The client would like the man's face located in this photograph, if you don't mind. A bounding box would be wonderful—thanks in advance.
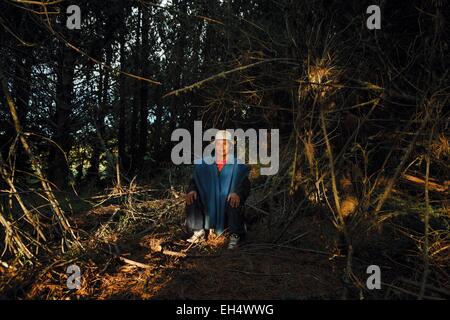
[215,139,230,158]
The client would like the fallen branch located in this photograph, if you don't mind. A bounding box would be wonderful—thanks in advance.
[401,174,448,194]
[118,256,153,270]
[149,242,187,258]
[146,238,187,258]
[99,246,153,270]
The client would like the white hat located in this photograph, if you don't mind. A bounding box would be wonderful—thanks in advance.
[215,130,232,141]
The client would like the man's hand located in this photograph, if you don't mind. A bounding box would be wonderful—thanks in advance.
[186,191,197,205]
[227,193,240,208]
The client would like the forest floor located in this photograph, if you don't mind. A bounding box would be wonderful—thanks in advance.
[0,194,347,299]
[1,184,449,300]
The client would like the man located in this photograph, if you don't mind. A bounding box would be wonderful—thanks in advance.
[185,130,250,249]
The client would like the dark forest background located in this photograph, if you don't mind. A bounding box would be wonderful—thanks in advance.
[0,0,449,299]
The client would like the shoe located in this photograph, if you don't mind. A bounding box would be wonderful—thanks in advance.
[227,234,241,250]
[187,229,205,243]
[208,229,216,239]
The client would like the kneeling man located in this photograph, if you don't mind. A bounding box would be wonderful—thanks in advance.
[185,130,250,249]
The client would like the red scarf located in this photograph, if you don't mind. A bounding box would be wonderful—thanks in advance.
[216,155,227,172]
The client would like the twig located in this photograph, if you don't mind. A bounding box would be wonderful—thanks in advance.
[224,269,291,276]
[419,124,434,299]
[382,282,444,300]
[374,108,431,214]
[280,232,310,246]
[241,243,330,256]
[162,59,279,98]
[245,203,270,216]
[399,278,450,297]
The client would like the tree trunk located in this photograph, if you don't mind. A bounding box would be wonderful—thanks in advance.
[118,24,128,172]
[130,6,142,174]
[137,6,150,170]
[48,46,76,189]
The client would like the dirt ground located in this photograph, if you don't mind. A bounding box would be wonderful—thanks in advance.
[1,195,447,300]
[0,201,352,300]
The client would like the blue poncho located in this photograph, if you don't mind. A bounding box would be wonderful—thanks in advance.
[193,155,249,234]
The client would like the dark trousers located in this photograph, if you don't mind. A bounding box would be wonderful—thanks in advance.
[185,198,246,236]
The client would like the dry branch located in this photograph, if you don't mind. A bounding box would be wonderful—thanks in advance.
[2,78,79,248]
